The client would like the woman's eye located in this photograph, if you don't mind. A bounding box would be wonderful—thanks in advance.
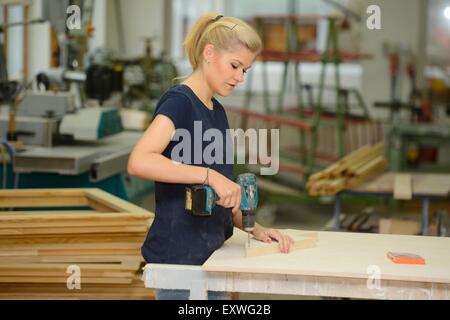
[231,64,238,69]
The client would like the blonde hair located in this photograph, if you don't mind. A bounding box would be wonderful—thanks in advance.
[183,13,263,71]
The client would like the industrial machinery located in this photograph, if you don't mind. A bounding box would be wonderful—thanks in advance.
[0,2,153,205]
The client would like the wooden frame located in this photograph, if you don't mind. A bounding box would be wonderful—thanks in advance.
[0,188,154,298]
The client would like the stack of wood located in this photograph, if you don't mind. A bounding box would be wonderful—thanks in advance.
[307,142,387,196]
[0,188,154,300]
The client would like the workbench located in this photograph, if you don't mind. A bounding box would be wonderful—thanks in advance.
[143,228,450,300]
[333,172,450,235]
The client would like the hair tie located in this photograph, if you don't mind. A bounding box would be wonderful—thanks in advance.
[213,15,223,22]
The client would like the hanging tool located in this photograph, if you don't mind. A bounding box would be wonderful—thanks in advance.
[185,173,259,247]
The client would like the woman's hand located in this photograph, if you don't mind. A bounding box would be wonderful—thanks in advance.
[252,226,295,254]
[208,169,242,214]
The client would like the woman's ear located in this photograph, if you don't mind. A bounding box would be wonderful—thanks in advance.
[202,44,215,64]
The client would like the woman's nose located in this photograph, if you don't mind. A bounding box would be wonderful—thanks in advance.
[235,70,244,82]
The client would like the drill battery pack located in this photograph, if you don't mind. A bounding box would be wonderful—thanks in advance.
[185,185,216,216]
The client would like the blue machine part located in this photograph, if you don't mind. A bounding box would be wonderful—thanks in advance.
[205,185,218,215]
[98,108,123,139]
[0,167,154,206]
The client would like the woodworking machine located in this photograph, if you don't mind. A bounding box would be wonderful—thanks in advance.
[0,90,152,203]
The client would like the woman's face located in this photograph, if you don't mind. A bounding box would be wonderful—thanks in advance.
[203,44,257,97]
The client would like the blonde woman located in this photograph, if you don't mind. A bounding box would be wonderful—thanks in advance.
[128,13,294,300]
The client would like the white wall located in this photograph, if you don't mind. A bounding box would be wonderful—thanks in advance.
[89,0,107,51]
[5,6,24,80]
[28,0,51,79]
[105,0,165,57]
[28,0,106,78]
[360,0,423,119]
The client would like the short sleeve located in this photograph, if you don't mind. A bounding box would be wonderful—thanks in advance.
[153,93,192,129]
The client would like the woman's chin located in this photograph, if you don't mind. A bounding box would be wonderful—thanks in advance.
[217,87,234,97]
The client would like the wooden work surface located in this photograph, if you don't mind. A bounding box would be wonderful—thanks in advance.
[347,172,450,197]
[203,228,450,284]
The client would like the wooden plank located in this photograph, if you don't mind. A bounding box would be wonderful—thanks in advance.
[0,189,87,198]
[0,225,148,236]
[0,196,89,208]
[0,255,143,264]
[349,172,450,197]
[331,143,383,177]
[0,211,98,217]
[85,189,152,215]
[0,262,141,271]
[0,242,141,250]
[0,189,89,208]
[0,248,141,257]
[0,269,133,278]
[0,276,133,284]
[203,228,450,284]
[246,231,318,257]
[0,211,151,221]
[0,218,150,229]
[394,174,412,200]
[0,234,146,245]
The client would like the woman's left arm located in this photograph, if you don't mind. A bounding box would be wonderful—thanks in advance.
[232,210,294,254]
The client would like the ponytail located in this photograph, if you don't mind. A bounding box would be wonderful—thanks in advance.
[183,13,262,71]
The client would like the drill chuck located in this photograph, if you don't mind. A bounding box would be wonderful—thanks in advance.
[242,210,256,232]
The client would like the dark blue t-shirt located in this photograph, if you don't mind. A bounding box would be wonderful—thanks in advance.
[141,84,234,265]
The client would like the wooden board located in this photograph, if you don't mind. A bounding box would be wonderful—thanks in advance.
[203,228,450,284]
[393,174,412,200]
[245,231,318,257]
[0,188,153,215]
[349,172,450,197]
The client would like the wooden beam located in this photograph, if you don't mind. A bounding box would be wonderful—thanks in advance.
[394,174,412,200]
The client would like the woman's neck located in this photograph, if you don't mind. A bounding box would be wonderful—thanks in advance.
[181,71,214,110]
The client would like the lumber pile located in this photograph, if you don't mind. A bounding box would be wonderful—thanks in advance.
[307,142,387,196]
[0,188,155,300]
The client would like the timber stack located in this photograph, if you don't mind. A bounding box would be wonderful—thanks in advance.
[307,142,387,196]
[0,189,154,300]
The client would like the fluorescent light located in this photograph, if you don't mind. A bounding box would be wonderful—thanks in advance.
[444,6,450,20]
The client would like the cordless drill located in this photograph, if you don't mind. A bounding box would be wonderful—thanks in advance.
[185,173,259,246]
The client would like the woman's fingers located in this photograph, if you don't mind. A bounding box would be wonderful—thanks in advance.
[232,189,241,214]
[269,230,291,254]
[217,184,242,211]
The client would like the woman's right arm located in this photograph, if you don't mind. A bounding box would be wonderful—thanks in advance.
[127,114,242,213]
[127,114,206,184]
